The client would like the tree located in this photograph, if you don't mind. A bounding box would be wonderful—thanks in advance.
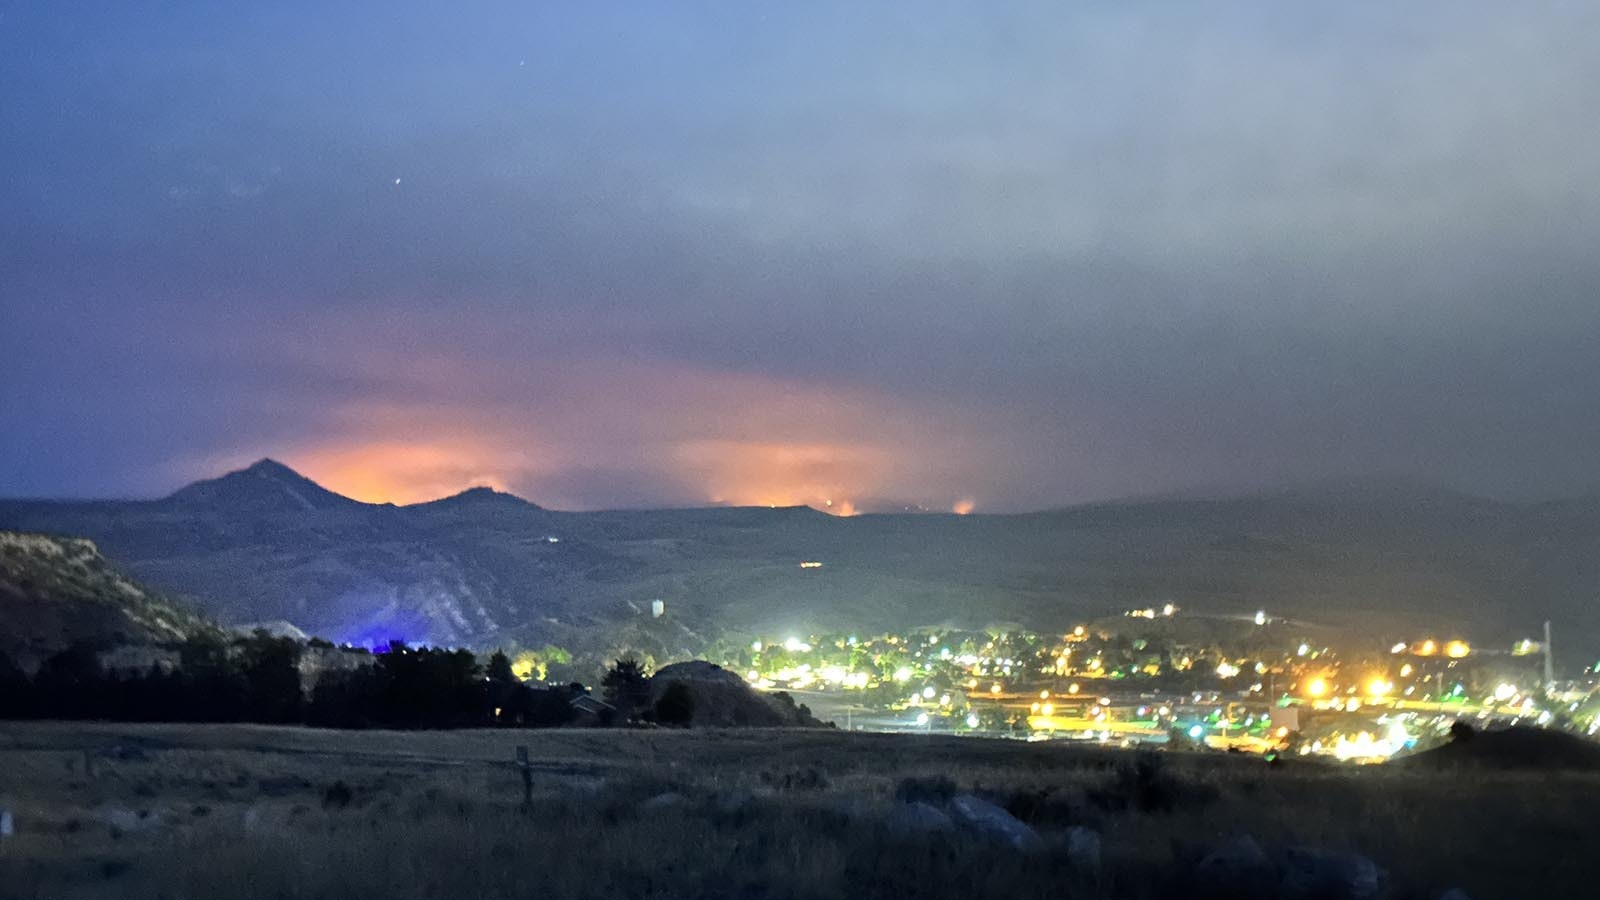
[486,650,516,683]
[0,648,32,718]
[33,643,106,718]
[654,681,695,726]
[236,632,304,723]
[601,657,651,719]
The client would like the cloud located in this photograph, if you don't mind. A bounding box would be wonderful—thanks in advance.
[4,2,1600,505]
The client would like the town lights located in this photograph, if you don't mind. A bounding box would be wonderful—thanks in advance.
[1306,677,1329,698]
[1444,640,1471,659]
[1366,677,1392,698]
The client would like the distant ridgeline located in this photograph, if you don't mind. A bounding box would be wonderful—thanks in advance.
[2,460,1599,658]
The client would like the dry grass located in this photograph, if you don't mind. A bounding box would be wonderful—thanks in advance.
[0,722,1595,900]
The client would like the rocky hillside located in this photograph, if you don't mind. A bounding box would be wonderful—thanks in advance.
[0,531,216,668]
[2,460,1599,660]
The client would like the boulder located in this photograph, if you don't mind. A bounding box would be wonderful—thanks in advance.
[885,801,956,837]
[640,791,691,812]
[241,802,307,836]
[1195,835,1276,900]
[948,794,1040,851]
[95,805,160,835]
[1064,826,1101,874]
[1280,846,1384,900]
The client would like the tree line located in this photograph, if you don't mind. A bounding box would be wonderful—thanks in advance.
[0,634,631,729]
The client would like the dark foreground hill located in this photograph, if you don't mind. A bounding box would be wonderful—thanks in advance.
[650,660,825,727]
[2,460,1598,659]
[1394,725,1600,771]
[0,531,216,668]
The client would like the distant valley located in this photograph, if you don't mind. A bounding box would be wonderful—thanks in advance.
[3,460,1598,663]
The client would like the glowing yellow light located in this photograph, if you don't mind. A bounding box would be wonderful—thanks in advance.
[1073,626,1085,637]
[1399,664,1413,677]
[1306,677,1329,698]
[1366,678,1392,698]
[1039,690,1050,699]
[1444,640,1470,659]
[1418,640,1437,656]
[1067,683,1080,695]
[1041,702,1055,716]
[990,683,1002,694]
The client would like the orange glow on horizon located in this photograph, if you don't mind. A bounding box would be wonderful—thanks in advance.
[285,442,529,505]
[952,498,976,515]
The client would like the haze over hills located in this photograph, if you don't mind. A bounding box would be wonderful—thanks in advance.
[1,459,1597,664]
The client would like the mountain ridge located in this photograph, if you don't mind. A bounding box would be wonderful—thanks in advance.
[2,461,1597,663]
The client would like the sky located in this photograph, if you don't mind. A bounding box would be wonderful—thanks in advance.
[3,2,1600,511]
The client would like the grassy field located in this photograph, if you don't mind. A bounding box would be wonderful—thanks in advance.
[0,722,1595,900]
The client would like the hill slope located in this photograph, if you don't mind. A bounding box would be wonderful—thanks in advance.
[0,531,216,668]
[2,462,1598,660]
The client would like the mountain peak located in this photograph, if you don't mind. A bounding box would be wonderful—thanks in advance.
[166,458,362,512]
[410,485,540,510]
[241,458,301,478]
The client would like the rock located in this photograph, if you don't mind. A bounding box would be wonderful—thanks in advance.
[241,802,305,836]
[640,791,690,812]
[95,805,160,835]
[1280,846,1384,900]
[948,794,1040,851]
[1195,835,1276,900]
[885,801,956,837]
[1064,826,1101,874]
[714,789,757,817]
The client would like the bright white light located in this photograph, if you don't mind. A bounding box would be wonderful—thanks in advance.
[1216,662,1241,679]
[922,686,936,699]
[893,667,912,682]
[1493,683,1516,703]
[1187,724,1204,739]
[966,713,981,728]
[782,637,811,653]
[1297,643,1310,657]
[1254,610,1267,626]
[915,712,930,726]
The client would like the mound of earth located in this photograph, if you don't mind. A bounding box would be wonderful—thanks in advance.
[0,531,217,669]
[649,660,826,728]
[1394,726,1600,771]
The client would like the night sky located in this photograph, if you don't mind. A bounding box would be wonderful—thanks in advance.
[4,3,1599,511]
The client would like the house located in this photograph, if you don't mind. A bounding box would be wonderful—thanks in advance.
[569,693,616,726]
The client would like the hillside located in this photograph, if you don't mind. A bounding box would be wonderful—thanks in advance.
[2,460,1598,661]
[0,531,217,668]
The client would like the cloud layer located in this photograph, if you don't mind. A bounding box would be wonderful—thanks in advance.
[4,3,1599,509]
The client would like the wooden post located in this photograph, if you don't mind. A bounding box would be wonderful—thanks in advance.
[515,745,532,809]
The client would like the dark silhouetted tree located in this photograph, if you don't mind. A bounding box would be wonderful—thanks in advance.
[0,648,32,718]
[602,657,650,719]
[33,643,106,718]
[236,632,304,723]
